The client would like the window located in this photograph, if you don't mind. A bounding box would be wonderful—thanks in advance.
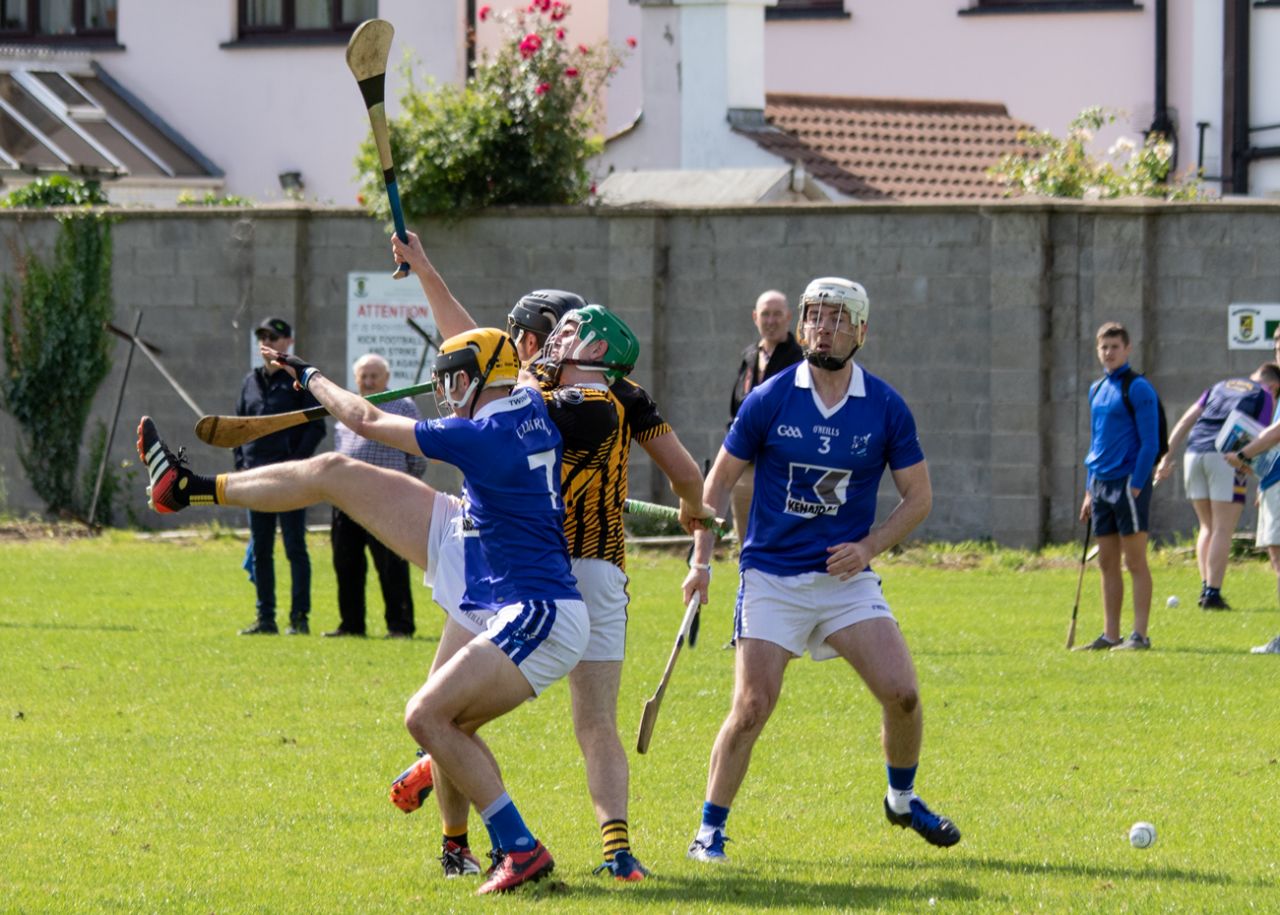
[961,0,1142,13]
[238,0,375,39]
[766,0,847,18]
[0,0,118,43]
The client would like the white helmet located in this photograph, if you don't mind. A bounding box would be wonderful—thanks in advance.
[797,277,869,369]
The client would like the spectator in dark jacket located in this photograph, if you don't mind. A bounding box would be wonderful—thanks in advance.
[728,290,803,549]
[234,317,325,635]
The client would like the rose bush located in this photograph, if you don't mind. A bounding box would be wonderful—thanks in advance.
[356,2,631,218]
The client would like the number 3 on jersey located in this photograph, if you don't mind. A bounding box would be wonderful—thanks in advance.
[527,449,561,509]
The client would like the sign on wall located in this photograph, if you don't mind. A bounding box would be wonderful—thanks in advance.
[346,272,438,390]
[1229,303,1280,349]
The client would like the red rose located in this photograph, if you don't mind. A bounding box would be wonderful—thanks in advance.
[564,66,579,77]
[478,4,490,20]
[578,43,589,54]
[519,33,543,57]
[538,0,552,11]
[556,27,565,40]
[626,36,637,48]
[550,1,565,20]
[535,82,551,95]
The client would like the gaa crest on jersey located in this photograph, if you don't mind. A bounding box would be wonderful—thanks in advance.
[785,463,851,517]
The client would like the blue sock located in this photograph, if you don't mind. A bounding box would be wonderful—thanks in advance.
[481,815,501,853]
[696,801,730,842]
[701,801,729,829]
[887,764,917,792]
[481,793,535,852]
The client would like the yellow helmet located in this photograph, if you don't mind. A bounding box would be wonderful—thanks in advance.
[432,328,520,415]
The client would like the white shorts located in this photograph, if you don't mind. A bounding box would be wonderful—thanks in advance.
[1184,451,1246,503]
[1257,485,1280,547]
[482,597,590,695]
[423,491,590,693]
[572,557,630,662]
[424,492,494,635]
[734,567,896,661]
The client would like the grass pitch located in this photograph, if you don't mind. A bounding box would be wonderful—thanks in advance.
[2,532,1278,913]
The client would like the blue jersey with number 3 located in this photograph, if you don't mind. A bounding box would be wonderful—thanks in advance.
[414,385,579,607]
[725,361,924,576]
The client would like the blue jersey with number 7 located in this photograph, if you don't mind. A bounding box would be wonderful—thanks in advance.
[414,385,580,607]
[725,361,924,576]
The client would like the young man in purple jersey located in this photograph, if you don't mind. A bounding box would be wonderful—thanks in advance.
[682,276,960,862]
[1155,364,1280,610]
[136,327,586,895]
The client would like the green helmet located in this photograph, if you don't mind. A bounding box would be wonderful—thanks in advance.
[547,304,639,383]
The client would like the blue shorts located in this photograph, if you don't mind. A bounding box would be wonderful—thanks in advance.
[1090,475,1152,537]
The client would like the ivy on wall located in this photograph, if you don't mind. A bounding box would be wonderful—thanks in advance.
[1,180,114,518]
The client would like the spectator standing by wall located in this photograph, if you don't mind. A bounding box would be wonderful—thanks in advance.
[728,290,803,549]
[234,317,325,635]
[327,353,425,639]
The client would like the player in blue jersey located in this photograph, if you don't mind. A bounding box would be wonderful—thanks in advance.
[1076,322,1160,651]
[682,276,960,863]
[1156,364,1280,610]
[135,327,586,895]
[387,230,711,882]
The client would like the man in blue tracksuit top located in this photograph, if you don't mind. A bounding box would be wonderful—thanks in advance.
[1078,321,1160,651]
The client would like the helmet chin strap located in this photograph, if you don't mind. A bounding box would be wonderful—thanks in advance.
[805,348,857,371]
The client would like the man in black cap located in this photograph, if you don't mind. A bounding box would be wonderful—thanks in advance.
[234,317,326,635]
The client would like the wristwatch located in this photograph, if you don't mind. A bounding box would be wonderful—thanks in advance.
[1236,449,1250,463]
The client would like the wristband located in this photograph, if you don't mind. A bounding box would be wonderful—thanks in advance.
[300,367,321,390]
[690,562,712,577]
[1237,449,1250,464]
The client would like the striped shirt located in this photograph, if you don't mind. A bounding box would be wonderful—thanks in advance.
[540,377,672,570]
[333,396,427,478]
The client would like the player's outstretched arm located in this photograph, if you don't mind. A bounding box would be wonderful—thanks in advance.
[264,348,421,457]
[390,230,478,340]
[1156,401,1203,483]
[682,447,747,603]
[639,431,716,531]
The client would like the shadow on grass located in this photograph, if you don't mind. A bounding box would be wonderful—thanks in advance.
[892,854,1245,886]
[552,873,980,909]
[0,620,140,633]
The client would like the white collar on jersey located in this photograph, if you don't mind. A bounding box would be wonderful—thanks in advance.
[471,385,532,422]
[795,360,865,419]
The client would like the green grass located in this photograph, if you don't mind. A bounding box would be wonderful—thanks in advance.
[2,533,1278,913]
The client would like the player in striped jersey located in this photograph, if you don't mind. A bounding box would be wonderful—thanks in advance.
[389,230,711,881]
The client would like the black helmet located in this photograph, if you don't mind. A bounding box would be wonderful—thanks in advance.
[507,289,587,346]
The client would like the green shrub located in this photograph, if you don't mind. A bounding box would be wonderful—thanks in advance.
[176,190,254,207]
[356,1,630,218]
[1,212,114,518]
[1,175,110,209]
[990,107,1203,201]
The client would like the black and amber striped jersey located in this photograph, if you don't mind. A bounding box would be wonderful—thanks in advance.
[538,377,671,569]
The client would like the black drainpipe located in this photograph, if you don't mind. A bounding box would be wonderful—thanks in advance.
[1147,0,1175,167]
[1230,0,1250,194]
[466,0,477,77]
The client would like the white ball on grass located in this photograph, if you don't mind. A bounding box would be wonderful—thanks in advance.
[1129,821,1156,849]
[1166,595,1180,608]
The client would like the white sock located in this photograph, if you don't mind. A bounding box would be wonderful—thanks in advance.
[695,823,721,843]
[887,787,916,815]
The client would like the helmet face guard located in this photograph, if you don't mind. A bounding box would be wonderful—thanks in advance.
[796,277,869,371]
[432,329,520,417]
[539,305,638,383]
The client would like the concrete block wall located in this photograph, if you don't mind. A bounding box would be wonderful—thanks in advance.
[3,200,1280,547]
